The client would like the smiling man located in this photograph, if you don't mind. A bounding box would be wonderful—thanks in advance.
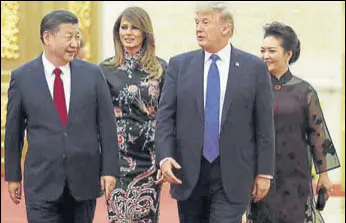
[156,2,275,222]
[4,10,120,223]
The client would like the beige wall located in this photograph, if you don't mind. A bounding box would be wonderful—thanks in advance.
[100,1,344,183]
[100,1,344,89]
[101,1,343,83]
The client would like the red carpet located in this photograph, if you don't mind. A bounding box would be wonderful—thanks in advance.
[1,178,179,223]
[2,178,343,223]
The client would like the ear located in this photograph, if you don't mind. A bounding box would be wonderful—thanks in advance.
[286,50,293,63]
[42,31,51,45]
[222,23,231,36]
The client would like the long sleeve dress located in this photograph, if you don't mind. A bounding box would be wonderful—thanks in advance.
[247,70,340,223]
[100,52,167,223]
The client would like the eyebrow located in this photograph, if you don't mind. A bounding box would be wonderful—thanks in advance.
[194,16,209,21]
[261,46,278,49]
[64,31,80,35]
[121,22,136,27]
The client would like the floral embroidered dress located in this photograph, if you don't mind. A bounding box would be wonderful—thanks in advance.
[247,70,340,223]
[100,50,167,223]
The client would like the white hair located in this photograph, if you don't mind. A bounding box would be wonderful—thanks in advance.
[195,1,234,36]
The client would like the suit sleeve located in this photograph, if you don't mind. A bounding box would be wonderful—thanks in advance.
[254,62,275,176]
[4,71,26,182]
[155,57,178,165]
[95,67,120,177]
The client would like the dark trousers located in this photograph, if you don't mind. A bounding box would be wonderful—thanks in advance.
[25,182,96,223]
[177,157,247,223]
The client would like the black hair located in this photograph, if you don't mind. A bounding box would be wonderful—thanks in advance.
[263,21,300,64]
[40,9,78,44]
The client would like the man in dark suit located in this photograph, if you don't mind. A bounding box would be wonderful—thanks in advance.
[4,10,119,223]
[156,2,275,222]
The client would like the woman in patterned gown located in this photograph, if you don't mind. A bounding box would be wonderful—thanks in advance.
[247,21,340,223]
[100,7,167,223]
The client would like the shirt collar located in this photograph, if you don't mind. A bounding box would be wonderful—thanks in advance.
[271,69,293,85]
[42,52,70,76]
[204,41,231,63]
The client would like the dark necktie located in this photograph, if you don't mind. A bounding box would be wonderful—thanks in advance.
[53,68,67,126]
[203,54,220,163]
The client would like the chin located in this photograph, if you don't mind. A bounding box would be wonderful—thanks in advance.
[125,45,140,50]
[65,56,74,62]
[266,65,274,73]
[198,42,207,49]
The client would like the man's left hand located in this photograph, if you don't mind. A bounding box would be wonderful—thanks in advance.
[101,176,116,201]
[252,175,271,203]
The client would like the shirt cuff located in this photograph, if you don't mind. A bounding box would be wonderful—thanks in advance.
[257,174,273,179]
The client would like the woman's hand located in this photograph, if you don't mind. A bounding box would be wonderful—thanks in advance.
[317,172,334,200]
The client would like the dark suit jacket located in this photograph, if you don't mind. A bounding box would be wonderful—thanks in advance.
[155,45,275,204]
[4,55,120,201]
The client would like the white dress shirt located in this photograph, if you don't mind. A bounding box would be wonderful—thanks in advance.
[42,52,71,113]
[204,43,231,131]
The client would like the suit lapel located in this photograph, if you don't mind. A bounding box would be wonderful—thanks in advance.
[191,50,205,122]
[220,46,241,131]
[29,55,63,126]
[68,59,81,124]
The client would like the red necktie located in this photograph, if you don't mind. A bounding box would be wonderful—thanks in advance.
[53,68,67,126]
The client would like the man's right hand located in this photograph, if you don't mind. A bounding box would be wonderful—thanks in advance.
[8,181,22,205]
[159,158,182,184]
[101,176,116,201]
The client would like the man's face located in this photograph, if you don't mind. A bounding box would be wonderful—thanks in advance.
[195,11,225,53]
[44,23,80,65]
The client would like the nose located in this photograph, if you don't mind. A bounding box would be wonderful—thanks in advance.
[262,51,269,60]
[125,27,132,35]
[196,23,203,32]
[70,37,79,48]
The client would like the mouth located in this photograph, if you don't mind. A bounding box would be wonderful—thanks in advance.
[66,51,76,56]
[124,38,135,43]
[264,61,273,65]
[196,36,204,41]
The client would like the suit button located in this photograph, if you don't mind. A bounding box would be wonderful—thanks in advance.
[62,154,66,159]
[64,132,67,137]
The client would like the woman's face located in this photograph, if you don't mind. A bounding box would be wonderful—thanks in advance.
[119,17,144,55]
[260,35,291,75]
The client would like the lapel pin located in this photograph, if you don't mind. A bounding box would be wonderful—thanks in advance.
[235,62,239,67]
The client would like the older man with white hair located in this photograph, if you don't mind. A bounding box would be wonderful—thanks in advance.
[156,2,275,222]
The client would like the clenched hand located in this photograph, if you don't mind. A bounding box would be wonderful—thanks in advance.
[252,175,270,202]
[8,181,22,205]
[101,176,116,201]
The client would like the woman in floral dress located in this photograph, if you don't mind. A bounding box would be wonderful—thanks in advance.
[100,7,167,223]
[247,21,340,223]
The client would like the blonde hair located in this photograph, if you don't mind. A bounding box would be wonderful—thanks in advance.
[105,6,162,79]
[195,2,234,37]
